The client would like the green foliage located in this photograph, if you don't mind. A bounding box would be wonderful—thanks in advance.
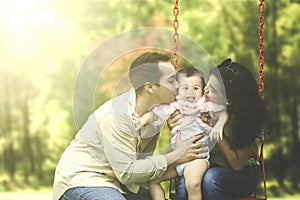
[0,0,299,197]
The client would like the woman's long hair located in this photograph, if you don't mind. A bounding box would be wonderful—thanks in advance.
[211,59,267,150]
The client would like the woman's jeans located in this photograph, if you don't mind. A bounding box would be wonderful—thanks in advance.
[59,185,151,200]
[174,166,258,200]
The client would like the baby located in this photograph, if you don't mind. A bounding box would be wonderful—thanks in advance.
[132,67,227,200]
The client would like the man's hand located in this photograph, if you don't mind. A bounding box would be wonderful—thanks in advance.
[165,133,209,166]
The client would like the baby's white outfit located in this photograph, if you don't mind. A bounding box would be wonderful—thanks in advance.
[152,96,226,176]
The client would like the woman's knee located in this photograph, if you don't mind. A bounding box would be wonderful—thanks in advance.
[202,168,223,192]
[203,169,216,184]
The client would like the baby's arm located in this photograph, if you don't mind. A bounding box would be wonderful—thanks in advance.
[132,111,157,130]
[132,103,175,130]
[210,111,228,141]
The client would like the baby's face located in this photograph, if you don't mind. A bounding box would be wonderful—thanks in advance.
[177,74,204,103]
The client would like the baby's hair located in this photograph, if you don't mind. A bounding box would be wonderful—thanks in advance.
[178,67,204,78]
[177,67,206,91]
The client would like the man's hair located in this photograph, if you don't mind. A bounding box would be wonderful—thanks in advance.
[129,52,171,92]
[130,52,170,70]
[177,67,205,91]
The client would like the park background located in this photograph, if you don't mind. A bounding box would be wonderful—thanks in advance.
[0,0,299,199]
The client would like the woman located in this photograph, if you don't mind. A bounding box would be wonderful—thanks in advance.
[170,58,267,200]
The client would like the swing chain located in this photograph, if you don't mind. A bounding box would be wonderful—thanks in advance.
[258,0,265,100]
[173,0,179,70]
[258,2,268,198]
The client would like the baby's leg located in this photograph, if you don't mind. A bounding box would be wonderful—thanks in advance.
[149,165,178,200]
[183,159,208,200]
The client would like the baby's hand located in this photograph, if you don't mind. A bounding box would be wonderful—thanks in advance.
[209,111,227,141]
[132,113,142,130]
[210,123,223,142]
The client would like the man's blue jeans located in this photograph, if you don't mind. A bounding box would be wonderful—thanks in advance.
[59,185,152,200]
[174,166,258,200]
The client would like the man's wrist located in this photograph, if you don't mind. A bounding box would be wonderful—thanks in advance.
[165,150,180,166]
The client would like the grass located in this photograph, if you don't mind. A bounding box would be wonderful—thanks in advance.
[0,192,52,200]
[0,189,52,200]
[269,198,300,200]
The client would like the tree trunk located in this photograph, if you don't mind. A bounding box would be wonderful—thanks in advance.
[2,67,16,182]
[22,88,35,184]
[290,97,300,190]
[265,1,285,187]
[34,135,44,181]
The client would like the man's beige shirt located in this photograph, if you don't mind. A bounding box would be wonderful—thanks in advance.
[53,89,167,200]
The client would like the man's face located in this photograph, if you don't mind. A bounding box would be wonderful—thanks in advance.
[204,74,226,105]
[156,62,179,104]
[177,74,204,103]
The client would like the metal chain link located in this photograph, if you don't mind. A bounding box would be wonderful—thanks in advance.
[173,0,179,70]
[258,0,265,100]
[258,1,267,199]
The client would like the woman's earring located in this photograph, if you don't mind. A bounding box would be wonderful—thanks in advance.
[226,99,232,105]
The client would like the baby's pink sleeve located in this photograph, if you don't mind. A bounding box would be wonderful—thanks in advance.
[152,104,176,121]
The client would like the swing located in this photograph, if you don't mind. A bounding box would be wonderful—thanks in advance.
[168,0,267,199]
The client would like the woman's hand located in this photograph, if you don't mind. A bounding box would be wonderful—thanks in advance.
[167,109,182,130]
[200,112,211,125]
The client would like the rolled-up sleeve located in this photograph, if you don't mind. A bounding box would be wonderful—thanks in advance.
[99,113,167,185]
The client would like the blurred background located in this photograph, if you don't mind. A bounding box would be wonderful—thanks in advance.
[0,0,299,199]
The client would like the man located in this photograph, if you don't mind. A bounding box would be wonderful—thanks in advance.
[53,52,205,200]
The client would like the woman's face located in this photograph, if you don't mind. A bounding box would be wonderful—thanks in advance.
[204,74,226,105]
